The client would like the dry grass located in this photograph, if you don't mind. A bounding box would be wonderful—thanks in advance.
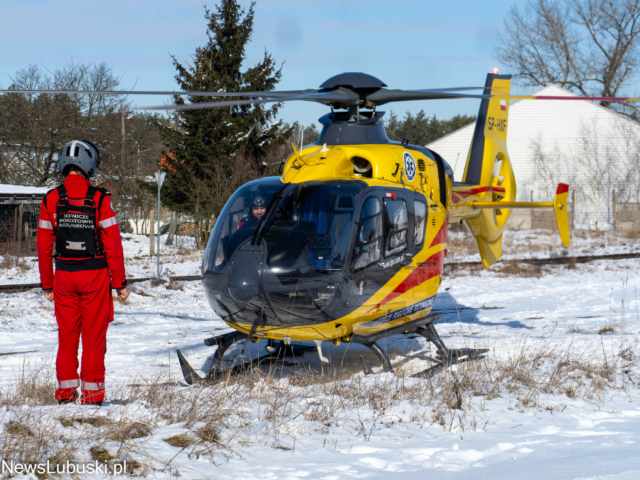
[166,279,184,291]
[90,445,114,462]
[0,343,636,472]
[163,434,193,448]
[108,421,152,442]
[490,262,544,278]
[71,416,112,428]
[5,420,34,437]
[0,254,33,272]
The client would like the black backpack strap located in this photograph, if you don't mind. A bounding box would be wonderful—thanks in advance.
[96,187,110,212]
[56,185,68,199]
[86,186,98,199]
[86,186,100,222]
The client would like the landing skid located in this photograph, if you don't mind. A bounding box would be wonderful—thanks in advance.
[350,314,488,376]
[411,323,489,378]
[177,332,314,385]
[176,313,489,384]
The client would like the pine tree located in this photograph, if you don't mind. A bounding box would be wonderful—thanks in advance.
[385,111,475,146]
[159,0,292,220]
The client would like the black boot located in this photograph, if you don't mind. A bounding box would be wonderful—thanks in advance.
[57,390,79,405]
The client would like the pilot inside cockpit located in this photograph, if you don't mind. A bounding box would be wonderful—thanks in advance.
[237,195,267,229]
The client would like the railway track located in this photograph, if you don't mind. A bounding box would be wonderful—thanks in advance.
[0,252,638,294]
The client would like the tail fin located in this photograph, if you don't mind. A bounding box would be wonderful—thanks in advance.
[450,73,571,265]
[463,73,513,186]
[460,73,516,267]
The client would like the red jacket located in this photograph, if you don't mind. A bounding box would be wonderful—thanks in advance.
[37,175,127,290]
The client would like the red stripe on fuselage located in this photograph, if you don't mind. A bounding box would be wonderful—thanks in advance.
[372,220,449,311]
[430,219,448,248]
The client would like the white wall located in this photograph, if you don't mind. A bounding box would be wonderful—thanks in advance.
[427,85,640,228]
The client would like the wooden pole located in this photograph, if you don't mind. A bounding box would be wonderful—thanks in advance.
[166,212,175,246]
[612,189,616,230]
[149,209,155,256]
[121,107,126,166]
[17,204,23,256]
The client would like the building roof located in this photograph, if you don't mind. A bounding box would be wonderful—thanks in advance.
[0,184,49,204]
[0,184,49,195]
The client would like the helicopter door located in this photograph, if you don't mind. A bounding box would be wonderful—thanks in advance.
[341,194,383,308]
[376,190,411,311]
[423,189,448,283]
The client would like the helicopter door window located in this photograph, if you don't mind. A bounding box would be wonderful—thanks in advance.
[353,196,382,271]
[414,200,427,246]
[384,198,408,256]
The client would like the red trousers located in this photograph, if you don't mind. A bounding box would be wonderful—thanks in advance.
[54,268,113,404]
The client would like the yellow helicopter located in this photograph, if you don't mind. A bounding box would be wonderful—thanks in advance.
[5,70,619,382]
[172,71,574,382]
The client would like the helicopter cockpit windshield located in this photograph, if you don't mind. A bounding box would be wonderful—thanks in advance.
[261,182,364,279]
[205,179,284,273]
[204,179,365,280]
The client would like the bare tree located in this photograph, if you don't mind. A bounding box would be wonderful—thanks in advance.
[530,135,566,199]
[0,62,126,186]
[497,0,640,115]
[530,116,640,227]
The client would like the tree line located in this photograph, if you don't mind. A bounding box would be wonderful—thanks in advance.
[3,0,640,241]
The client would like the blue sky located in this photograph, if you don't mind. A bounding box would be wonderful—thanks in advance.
[0,0,519,127]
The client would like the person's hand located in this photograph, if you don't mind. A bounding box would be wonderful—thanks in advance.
[44,291,54,302]
[116,287,130,301]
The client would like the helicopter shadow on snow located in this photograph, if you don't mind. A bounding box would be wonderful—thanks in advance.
[432,291,534,330]
[187,291,535,380]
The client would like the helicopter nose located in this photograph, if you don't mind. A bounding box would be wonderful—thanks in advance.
[228,246,263,304]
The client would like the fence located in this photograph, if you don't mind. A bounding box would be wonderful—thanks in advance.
[530,190,575,231]
[612,189,640,230]
[0,191,44,255]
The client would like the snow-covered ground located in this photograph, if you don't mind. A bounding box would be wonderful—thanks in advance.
[447,228,640,264]
[0,232,639,479]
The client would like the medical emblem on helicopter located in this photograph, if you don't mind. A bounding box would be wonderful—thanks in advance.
[403,152,417,182]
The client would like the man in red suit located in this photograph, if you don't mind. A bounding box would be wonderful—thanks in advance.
[37,140,130,406]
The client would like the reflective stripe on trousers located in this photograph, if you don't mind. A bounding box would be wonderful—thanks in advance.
[81,380,105,391]
[57,379,80,388]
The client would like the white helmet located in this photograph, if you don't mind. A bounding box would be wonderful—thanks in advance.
[58,140,101,178]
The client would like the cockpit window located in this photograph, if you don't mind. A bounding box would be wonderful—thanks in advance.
[352,196,382,271]
[414,200,427,245]
[204,179,283,273]
[262,182,363,276]
[384,198,408,256]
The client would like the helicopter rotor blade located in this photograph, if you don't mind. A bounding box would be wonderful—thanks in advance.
[4,85,638,111]
[0,86,491,97]
[0,88,319,98]
[134,90,360,111]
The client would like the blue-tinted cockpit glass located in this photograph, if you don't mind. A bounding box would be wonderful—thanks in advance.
[203,178,283,274]
[262,182,364,275]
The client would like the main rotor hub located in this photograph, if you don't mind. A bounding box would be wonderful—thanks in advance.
[319,72,387,90]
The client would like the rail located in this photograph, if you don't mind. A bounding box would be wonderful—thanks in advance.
[1,253,639,294]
